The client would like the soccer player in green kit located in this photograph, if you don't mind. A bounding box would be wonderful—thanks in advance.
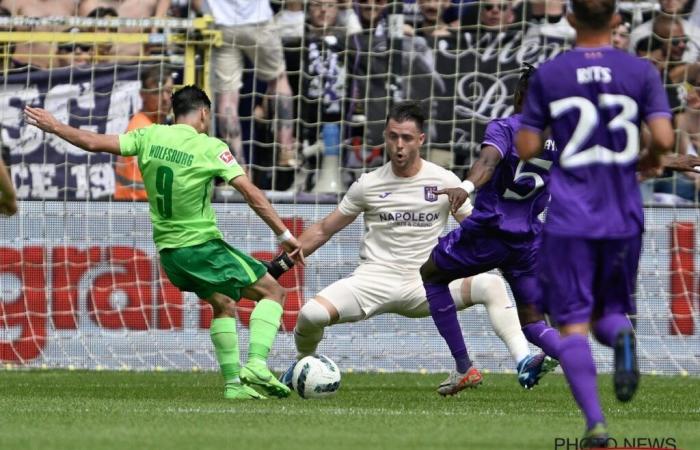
[24,85,304,400]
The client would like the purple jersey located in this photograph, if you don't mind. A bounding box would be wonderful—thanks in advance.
[468,114,555,238]
[521,47,671,238]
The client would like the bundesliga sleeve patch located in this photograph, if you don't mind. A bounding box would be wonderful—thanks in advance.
[218,150,236,165]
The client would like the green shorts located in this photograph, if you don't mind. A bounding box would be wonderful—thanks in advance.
[159,239,267,300]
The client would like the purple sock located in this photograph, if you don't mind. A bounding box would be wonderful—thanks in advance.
[559,334,605,429]
[425,282,471,373]
[593,314,633,348]
[522,320,562,358]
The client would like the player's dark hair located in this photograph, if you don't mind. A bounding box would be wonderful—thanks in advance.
[514,63,536,112]
[386,101,425,131]
[172,85,211,118]
[570,0,616,31]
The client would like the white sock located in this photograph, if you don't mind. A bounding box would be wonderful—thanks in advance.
[294,299,331,359]
[468,274,531,365]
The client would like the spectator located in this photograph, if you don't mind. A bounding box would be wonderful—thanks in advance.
[300,0,348,183]
[650,14,690,113]
[629,0,700,61]
[202,0,297,170]
[79,0,171,58]
[416,0,452,38]
[0,0,79,69]
[612,20,632,51]
[478,0,515,31]
[655,64,700,202]
[55,28,94,67]
[114,65,174,201]
[86,6,118,61]
[357,0,389,31]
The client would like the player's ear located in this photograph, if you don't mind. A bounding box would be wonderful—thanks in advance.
[419,132,425,146]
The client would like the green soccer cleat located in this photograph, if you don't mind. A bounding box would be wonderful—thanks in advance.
[224,382,266,400]
[241,360,292,398]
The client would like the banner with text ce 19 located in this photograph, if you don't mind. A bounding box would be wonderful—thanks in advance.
[0,65,141,200]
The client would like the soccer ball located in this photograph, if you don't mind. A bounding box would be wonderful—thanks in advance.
[291,355,341,399]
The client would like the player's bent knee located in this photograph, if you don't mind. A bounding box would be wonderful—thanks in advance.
[296,299,332,332]
[470,273,509,306]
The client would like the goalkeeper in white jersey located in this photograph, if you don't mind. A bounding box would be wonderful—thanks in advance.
[269,101,551,391]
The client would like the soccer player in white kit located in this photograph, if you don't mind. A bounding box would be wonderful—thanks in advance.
[272,102,551,391]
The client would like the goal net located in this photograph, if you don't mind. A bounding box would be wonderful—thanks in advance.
[0,1,698,375]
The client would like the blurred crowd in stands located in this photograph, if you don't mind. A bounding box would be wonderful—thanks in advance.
[0,0,699,203]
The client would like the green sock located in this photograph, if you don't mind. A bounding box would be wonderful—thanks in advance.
[210,317,240,384]
[248,299,283,363]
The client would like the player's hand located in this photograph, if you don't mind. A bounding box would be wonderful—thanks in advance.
[637,153,663,181]
[435,187,469,213]
[24,106,60,134]
[281,236,305,266]
[662,154,700,173]
[0,194,17,217]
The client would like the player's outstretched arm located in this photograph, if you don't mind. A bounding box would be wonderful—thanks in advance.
[661,154,700,173]
[230,175,304,265]
[437,146,501,214]
[24,106,121,155]
[298,208,358,258]
[0,159,17,216]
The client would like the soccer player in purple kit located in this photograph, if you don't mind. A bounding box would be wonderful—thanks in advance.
[515,0,675,445]
[419,64,563,396]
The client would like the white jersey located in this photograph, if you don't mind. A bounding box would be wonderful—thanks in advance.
[203,0,273,26]
[338,160,472,271]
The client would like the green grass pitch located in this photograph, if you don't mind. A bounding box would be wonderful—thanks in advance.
[1,370,698,450]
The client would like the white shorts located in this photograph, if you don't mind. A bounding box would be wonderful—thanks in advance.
[212,20,286,93]
[315,263,465,323]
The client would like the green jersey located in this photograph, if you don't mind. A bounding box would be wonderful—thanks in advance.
[119,124,244,250]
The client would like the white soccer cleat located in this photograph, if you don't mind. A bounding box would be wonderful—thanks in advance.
[437,366,483,396]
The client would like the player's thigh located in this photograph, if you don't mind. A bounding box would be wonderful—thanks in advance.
[592,235,642,319]
[502,243,541,307]
[430,223,508,279]
[388,271,431,318]
[315,277,365,325]
[160,239,266,301]
[212,25,245,93]
[538,234,596,326]
[238,20,286,82]
[318,266,398,321]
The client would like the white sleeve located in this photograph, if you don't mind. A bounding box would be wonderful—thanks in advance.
[338,176,366,215]
[445,171,473,217]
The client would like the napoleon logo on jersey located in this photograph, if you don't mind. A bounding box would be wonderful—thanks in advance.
[424,186,438,202]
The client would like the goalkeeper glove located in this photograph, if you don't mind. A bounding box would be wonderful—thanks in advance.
[261,252,295,279]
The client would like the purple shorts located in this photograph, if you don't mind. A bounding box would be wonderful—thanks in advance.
[538,233,642,326]
[430,221,541,306]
